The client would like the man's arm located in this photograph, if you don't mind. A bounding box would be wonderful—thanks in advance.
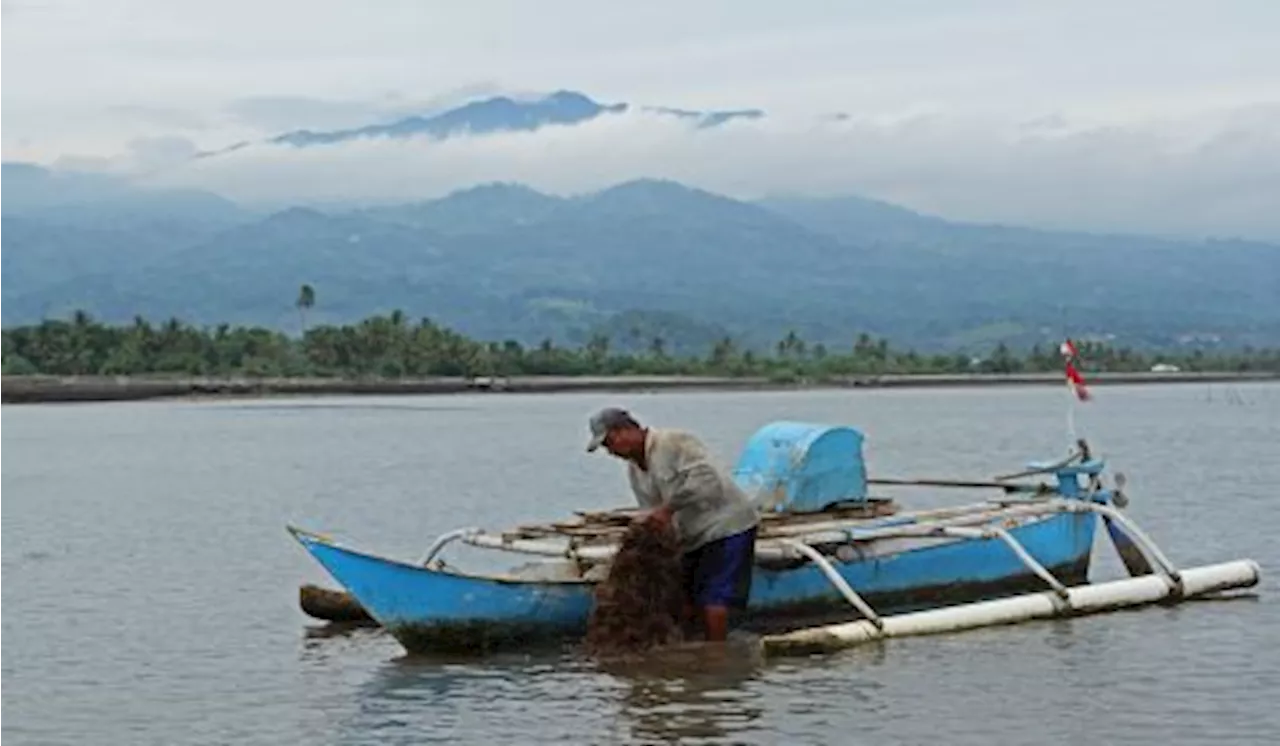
[629,469,663,510]
[645,437,722,526]
[668,461,724,511]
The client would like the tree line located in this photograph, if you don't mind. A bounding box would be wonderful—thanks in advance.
[5,310,1278,380]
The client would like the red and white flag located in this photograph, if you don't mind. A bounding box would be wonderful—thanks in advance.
[1059,339,1091,401]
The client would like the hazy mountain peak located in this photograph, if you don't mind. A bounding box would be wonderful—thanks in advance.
[582,178,771,221]
[261,90,764,149]
[590,177,761,204]
[442,181,560,202]
[268,90,628,147]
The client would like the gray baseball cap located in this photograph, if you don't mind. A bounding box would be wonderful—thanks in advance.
[585,407,639,452]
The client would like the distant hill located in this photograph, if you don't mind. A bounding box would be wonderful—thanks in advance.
[762,193,1280,345]
[357,182,564,233]
[758,194,953,242]
[3,172,1278,353]
[1,162,249,228]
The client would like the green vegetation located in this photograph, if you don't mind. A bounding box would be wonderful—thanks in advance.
[6,311,1278,380]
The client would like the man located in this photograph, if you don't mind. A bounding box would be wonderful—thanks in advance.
[586,407,760,642]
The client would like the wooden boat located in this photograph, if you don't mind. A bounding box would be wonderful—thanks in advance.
[288,421,1261,656]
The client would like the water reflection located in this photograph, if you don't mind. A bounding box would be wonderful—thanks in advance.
[294,622,911,744]
[598,640,767,744]
[299,638,774,745]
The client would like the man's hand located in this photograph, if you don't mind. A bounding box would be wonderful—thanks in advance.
[642,504,674,530]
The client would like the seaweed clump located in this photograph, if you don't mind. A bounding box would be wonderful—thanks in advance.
[584,520,686,656]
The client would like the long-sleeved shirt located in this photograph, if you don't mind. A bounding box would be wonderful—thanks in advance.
[626,428,760,552]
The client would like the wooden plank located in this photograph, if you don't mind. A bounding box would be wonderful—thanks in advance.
[508,499,901,544]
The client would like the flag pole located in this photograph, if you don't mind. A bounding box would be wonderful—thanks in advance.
[1066,383,1078,450]
[1059,338,1090,453]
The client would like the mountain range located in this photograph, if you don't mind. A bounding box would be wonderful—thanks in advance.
[4,160,1278,353]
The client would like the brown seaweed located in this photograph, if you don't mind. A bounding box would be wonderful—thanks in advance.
[584,520,687,657]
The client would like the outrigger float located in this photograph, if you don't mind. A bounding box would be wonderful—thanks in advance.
[289,421,1261,656]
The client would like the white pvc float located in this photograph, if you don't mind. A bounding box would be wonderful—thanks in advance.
[760,559,1261,656]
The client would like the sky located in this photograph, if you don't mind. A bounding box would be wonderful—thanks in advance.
[3,0,1279,237]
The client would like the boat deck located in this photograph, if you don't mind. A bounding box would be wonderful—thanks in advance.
[502,498,902,546]
[442,495,1087,578]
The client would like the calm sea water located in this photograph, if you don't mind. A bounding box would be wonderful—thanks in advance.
[3,383,1278,745]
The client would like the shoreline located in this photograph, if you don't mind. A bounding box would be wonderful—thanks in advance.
[3,371,1275,404]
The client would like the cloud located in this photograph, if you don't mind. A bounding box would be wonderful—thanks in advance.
[104,104,212,131]
[226,95,408,133]
[54,136,201,175]
[224,83,506,133]
[144,104,1280,240]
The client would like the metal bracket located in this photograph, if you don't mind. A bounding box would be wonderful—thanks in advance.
[780,538,885,631]
[418,527,481,566]
[1066,502,1184,596]
[938,525,1071,605]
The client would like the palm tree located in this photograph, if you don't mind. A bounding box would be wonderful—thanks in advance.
[710,336,736,368]
[586,334,611,364]
[295,284,316,335]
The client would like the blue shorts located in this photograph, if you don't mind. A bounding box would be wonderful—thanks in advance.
[681,527,757,609]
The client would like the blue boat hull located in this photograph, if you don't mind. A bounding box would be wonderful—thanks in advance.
[292,510,1098,654]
